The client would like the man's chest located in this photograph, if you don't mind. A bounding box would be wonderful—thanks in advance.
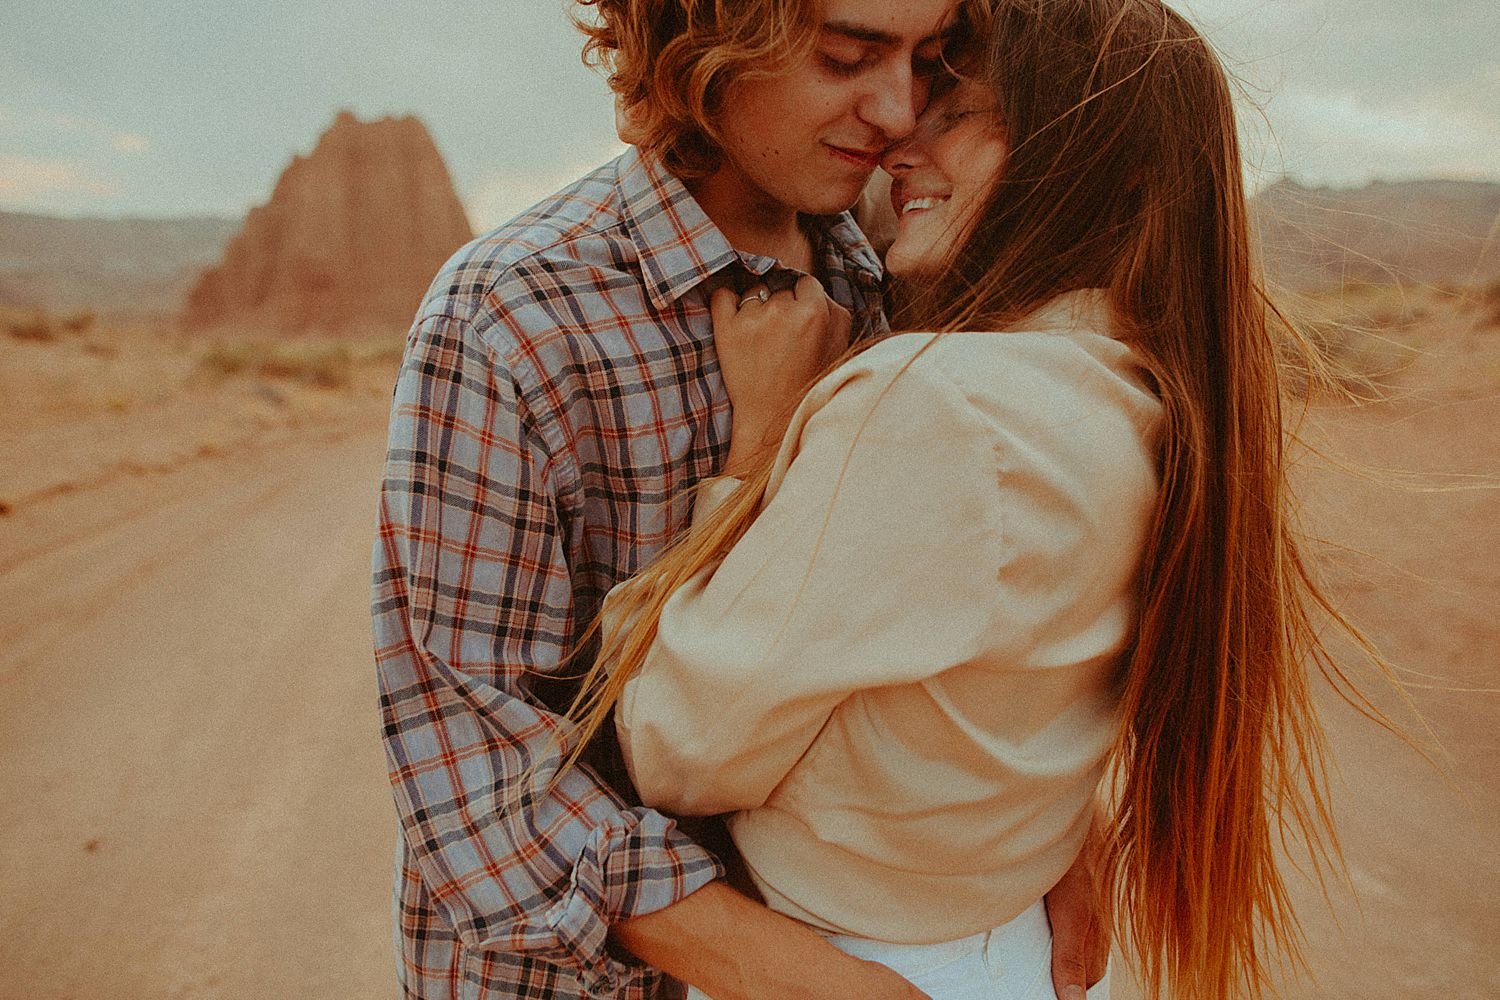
[545,317,732,584]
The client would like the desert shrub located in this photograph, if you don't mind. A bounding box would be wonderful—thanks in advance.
[198,342,257,378]
[60,311,96,335]
[7,313,56,342]
[1278,316,1417,402]
[197,340,354,390]
[258,344,353,389]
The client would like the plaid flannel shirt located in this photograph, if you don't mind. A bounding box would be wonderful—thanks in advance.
[372,146,886,1000]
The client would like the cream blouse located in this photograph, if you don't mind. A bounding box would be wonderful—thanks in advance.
[611,290,1163,943]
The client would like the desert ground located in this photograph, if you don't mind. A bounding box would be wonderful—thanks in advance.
[1,287,1497,998]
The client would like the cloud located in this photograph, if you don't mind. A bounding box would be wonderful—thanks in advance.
[0,154,120,205]
[1258,81,1500,184]
[1177,0,1500,185]
[9,108,151,156]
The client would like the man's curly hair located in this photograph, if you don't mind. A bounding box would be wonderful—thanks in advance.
[573,0,820,178]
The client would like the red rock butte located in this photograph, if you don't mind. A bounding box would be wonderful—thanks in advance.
[184,110,473,335]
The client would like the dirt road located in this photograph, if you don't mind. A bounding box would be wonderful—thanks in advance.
[0,420,397,999]
[1268,384,1500,999]
[1,328,1496,998]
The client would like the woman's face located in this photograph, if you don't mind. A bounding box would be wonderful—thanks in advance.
[881,79,1008,279]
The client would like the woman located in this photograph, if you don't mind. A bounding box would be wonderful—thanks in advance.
[558,1,1368,997]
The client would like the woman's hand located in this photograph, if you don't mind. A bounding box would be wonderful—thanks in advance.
[709,274,851,476]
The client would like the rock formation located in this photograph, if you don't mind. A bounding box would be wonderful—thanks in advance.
[185,110,472,334]
[1252,178,1500,291]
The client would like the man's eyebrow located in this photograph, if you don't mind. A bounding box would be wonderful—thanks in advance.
[822,20,898,45]
[821,20,956,48]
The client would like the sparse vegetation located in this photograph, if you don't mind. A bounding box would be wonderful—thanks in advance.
[198,341,350,389]
[6,309,101,341]
[1306,320,1417,398]
[8,312,57,342]
[1484,279,1500,327]
[61,311,96,335]
[1276,282,1433,400]
[196,337,403,391]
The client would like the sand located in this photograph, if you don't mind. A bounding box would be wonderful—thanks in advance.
[1,294,1497,998]
[0,322,400,997]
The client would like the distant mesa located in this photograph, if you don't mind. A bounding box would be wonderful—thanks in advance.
[1253,177,1500,291]
[184,110,473,335]
[0,212,235,318]
[5,167,1499,323]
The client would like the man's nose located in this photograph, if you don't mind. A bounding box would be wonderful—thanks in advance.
[859,61,921,142]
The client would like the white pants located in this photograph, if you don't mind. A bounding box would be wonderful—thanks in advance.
[686,900,1109,1000]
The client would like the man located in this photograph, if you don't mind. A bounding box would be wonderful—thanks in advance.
[372,1,1106,997]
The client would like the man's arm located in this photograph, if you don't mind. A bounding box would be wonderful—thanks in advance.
[374,309,723,991]
[613,882,930,1000]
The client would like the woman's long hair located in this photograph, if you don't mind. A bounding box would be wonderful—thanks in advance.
[558,1,1397,997]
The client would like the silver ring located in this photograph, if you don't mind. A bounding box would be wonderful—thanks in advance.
[738,288,770,308]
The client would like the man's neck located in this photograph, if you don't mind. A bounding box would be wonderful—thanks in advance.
[688,166,816,275]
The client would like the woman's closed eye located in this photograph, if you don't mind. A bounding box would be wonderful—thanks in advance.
[915,108,1000,143]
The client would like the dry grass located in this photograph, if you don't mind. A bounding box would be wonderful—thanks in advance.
[1,313,405,443]
[196,337,403,391]
[4,308,97,342]
[1277,282,1432,400]
[1273,278,1500,402]
[1,317,405,509]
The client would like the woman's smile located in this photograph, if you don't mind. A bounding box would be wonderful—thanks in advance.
[881,80,1009,278]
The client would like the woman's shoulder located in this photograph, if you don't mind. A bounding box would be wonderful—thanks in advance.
[822,323,1157,430]
[795,332,972,442]
[929,326,1159,426]
[784,301,1161,499]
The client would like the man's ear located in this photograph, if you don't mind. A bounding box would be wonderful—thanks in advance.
[614,95,647,145]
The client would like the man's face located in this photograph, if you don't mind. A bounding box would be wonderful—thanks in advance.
[713,0,959,217]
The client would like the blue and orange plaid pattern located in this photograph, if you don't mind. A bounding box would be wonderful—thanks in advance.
[372,146,886,999]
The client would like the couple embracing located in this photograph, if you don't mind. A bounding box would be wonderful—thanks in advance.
[373,1,1344,998]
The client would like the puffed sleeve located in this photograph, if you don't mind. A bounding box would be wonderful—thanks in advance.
[613,351,1006,816]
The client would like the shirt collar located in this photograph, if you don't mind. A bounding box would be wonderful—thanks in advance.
[1010,288,1113,335]
[819,211,884,286]
[616,147,741,311]
[616,147,886,312]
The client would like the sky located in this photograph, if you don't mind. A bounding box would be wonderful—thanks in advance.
[2,0,1497,229]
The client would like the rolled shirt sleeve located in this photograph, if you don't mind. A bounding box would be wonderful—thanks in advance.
[614,350,1009,816]
[372,311,721,988]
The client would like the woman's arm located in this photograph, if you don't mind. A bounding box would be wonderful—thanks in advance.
[615,353,1007,815]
